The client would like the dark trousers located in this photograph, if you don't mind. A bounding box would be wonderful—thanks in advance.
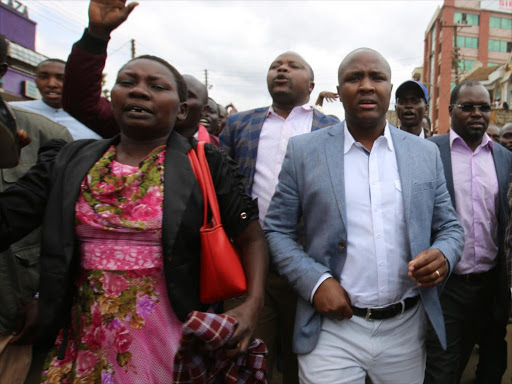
[225,270,298,384]
[424,271,506,384]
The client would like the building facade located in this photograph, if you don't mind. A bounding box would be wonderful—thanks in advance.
[422,0,512,133]
[0,0,46,102]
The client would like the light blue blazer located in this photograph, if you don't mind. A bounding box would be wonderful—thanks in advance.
[263,122,464,354]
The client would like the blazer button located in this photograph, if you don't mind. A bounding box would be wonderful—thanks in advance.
[338,241,346,250]
[240,212,247,219]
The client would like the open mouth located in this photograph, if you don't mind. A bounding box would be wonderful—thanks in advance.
[44,91,61,98]
[359,100,377,110]
[125,104,152,113]
[124,104,153,118]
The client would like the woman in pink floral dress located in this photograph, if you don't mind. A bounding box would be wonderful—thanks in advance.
[42,146,186,383]
[0,2,267,383]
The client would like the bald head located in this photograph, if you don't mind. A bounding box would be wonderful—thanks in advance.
[183,74,208,104]
[486,124,500,143]
[267,51,315,111]
[174,74,208,138]
[273,51,314,81]
[338,48,391,83]
[500,122,512,151]
[336,48,393,131]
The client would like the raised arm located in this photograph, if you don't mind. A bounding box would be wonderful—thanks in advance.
[62,0,138,138]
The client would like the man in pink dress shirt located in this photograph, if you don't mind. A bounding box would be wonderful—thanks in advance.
[426,81,512,383]
[220,52,338,384]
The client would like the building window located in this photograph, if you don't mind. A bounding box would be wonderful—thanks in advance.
[454,35,479,49]
[450,82,456,91]
[454,12,479,26]
[489,39,512,52]
[489,16,512,30]
[458,60,474,72]
[488,62,500,66]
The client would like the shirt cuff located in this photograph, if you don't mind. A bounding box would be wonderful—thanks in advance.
[310,273,332,303]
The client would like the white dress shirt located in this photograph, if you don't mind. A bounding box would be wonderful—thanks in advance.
[10,100,101,140]
[312,123,418,307]
[252,104,313,224]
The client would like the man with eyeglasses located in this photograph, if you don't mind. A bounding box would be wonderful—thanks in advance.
[426,80,511,383]
[395,80,429,138]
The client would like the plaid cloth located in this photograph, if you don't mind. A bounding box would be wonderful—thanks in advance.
[174,311,267,384]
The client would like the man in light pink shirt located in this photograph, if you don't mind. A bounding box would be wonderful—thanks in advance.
[427,81,512,383]
[220,52,338,384]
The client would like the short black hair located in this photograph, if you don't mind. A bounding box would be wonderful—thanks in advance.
[121,55,188,102]
[36,58,66,71]
[0,34,8,63]
[450,80,485,105]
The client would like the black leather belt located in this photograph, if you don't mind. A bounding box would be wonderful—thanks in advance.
[351,296,419,321]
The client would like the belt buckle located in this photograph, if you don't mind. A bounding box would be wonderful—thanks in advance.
[365,308,373,321]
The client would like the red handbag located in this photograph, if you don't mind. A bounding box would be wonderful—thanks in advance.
[187,142,247,304]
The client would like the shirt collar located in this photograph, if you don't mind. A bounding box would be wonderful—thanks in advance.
[267,103,312,117]
[344,121,393,154]
[449,128,494,151]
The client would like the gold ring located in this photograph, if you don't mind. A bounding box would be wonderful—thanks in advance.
[435,270,440,278]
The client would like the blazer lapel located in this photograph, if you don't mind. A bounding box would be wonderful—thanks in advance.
[492,146,508,228]
[162,131,196,253]
[324,123,347,229]
[438,135,455,207]
[391,128,413,232]
[246,107,268,194]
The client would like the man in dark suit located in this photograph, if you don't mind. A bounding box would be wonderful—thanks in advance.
[220,52,338,384]
[426,80,511,383]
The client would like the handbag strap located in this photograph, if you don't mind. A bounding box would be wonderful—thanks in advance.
[187,146,208,226]
[187,141,222,227]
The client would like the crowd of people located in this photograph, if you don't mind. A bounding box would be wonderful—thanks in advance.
[0,0,511,383]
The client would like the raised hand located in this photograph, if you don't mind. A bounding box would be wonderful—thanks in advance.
[88,0,139,39]
[319,91,339,103]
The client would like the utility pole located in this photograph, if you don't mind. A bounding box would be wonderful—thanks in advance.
[442,22,470,85]
[131,39,136,59]
[204,69,209,89]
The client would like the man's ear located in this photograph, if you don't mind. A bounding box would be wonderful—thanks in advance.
[177,102,189,123]
[448,105,453,116]
[309,81,315,94]
[425,103,429,116]
[0,63,7,79]
[337,85,341,103]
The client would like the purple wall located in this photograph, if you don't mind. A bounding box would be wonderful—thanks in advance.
[1,68,34,97]
[0,2,35,49]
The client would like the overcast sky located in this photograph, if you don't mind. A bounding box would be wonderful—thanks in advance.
[23,0,446,119]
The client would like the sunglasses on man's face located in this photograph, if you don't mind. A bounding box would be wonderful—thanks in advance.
[451,104,491,113]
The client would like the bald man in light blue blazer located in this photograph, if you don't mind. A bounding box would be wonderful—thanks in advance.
[264,48,464,384]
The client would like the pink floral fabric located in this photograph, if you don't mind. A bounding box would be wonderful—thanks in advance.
[42,146,183,384]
